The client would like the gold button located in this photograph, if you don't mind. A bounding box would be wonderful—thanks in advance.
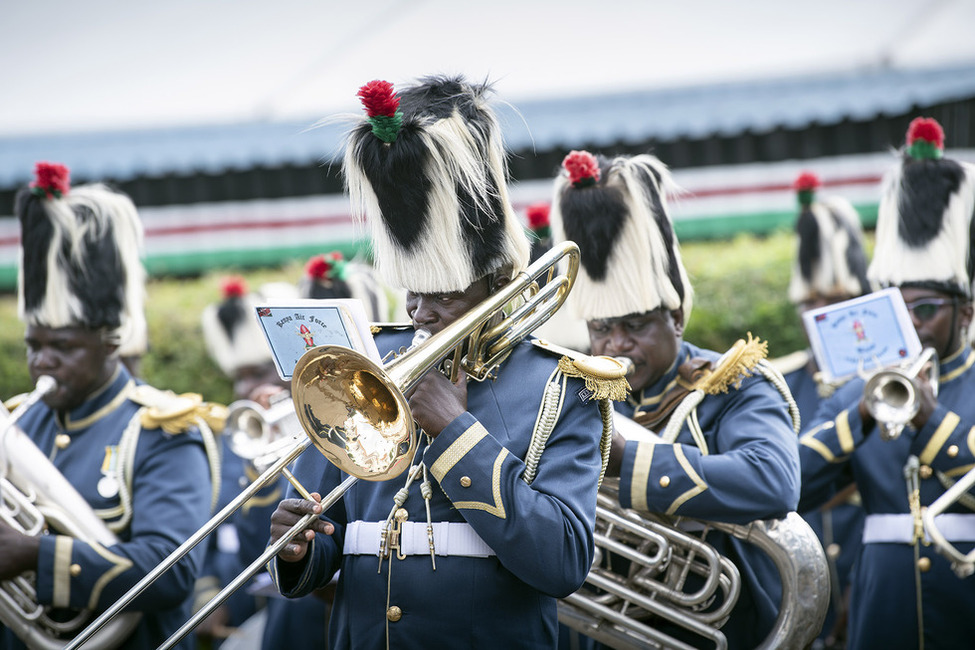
[659,476,671,488]
[919,465,933,480]
[459,476,472,488]
[826,543,841,560]
[55,434,71,449]
[948,445,960,458]
[69,564,81,577]
[394,508,408,523]
[386,605,402,622]
[917,556,932,572]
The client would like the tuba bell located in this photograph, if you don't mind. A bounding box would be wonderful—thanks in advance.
[1,377,141,649]
[862,346,939,441]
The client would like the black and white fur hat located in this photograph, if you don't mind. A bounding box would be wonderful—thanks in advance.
[343,75,530,293]
[16,162,146,347]
[788,172,871,304]
[868,117,975,298]
[201,278,298,377]
[550,151,692,322]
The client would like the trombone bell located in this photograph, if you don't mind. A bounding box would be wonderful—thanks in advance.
[292,345,417,481]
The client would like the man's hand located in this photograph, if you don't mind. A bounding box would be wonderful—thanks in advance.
[605,430,628,478]
[407,370,468,437]
[269,493,334,563]
[0,520,40,580]
[909,365,938,431]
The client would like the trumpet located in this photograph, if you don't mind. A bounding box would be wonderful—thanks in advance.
[225,395,302,471]
[67,240,581,650]
[862,347,939,441]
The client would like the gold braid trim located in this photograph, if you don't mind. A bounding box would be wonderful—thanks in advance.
[557,357,630,402]
[131,385,229,434]
[692,333,768,395]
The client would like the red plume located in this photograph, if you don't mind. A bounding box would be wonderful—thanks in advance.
[357,80,400,117]
[526,203,551,230]
[30,162,71,199]
[219,275,248,299]
[563,151,600,187]
[906,117,944,149]
[793,172,821,192]
[305,254,332,280]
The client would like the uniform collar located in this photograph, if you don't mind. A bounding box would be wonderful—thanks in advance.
[939,346,975,384]
[60,364,136,431]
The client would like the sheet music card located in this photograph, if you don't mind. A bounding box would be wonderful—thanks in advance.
[801,287,922,384]
[253,298,382,381]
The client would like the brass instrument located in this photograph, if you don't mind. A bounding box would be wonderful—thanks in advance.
[1,377,140,649]
[560,479,829,650]
[225,395,302,472]
[557,367,828,649]
[923,466,975,578]
[863,347,939,441]
[68,240,581,650]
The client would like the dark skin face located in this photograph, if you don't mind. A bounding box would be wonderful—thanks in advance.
[858,287,974,432]
[25,324,118,412]
[234,361,287,404]
[270,272,510,563]
[587,308,685,393]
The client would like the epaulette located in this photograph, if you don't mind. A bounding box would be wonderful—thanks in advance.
[769,349,812,376]
[128,384,229,435]
[533,338,630,401]
[370,322,414,334]
[693,332,768,395]
[3,393,29,413]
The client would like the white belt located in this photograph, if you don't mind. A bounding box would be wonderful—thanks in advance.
[863,513,975,544]
[343,521,495,558]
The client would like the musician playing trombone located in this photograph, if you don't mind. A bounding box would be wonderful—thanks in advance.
[798,117,975,649]
[267,76,614,649]
[0,164,219,649]
[549,150,805,649]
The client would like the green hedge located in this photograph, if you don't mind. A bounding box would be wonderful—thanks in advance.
[0,230,838,404]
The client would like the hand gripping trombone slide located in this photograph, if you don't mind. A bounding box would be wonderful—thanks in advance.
[66,240,580,649]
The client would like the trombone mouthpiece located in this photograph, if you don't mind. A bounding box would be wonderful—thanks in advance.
[410,329,432,349]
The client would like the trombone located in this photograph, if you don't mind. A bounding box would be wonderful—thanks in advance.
[67,240,580,650]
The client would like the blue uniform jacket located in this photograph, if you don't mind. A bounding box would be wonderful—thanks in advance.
[270,330,604,649]
[781,351,864,643]
[800,345,975,649]
[1,365,212,650]
[616,341,800,649]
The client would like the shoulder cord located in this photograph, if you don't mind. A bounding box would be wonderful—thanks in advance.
[110,412,143,534]
[756,359,801,434]
[194,416,222,513]
[659,359,802,455]
[522,367,566,485]
[522,368,616,487]
[110,409,224,535]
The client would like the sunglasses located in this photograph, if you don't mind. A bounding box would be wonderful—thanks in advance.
[905,297,956,322]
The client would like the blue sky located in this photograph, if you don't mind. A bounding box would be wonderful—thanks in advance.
[3,0,974,135]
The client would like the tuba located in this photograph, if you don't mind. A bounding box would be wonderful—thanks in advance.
[558,354,829,650]
[0,376,141,649]
[862,346,939,441]
[560,478,829,650]
[68,241,581,650]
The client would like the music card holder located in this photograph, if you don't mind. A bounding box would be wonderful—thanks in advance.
[253,298,382,381]
[802,287,923,384]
